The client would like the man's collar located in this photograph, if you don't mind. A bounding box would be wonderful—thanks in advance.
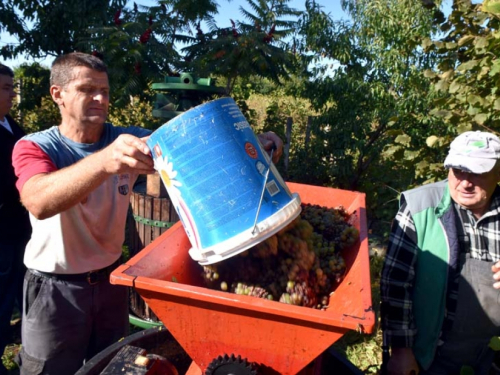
[489,185,500,211]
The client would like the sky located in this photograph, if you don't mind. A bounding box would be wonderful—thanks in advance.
[0,0,344,69]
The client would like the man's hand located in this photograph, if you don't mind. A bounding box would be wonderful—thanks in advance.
[387,348,419,375]
[257,131,283,164]
[492,261,500,289]
[102,134,155,175]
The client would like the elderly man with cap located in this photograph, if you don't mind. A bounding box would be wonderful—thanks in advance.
[380,131,500,375]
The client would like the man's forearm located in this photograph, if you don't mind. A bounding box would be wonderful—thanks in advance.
[21,150,109,219]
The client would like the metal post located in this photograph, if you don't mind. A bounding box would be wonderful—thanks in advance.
[284,116,292,174]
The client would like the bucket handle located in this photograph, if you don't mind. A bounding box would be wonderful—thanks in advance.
[251,146,275,235]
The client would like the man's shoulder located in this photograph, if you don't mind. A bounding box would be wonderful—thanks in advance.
[21,126,59,144]
[105,123,152,138]
[403,180,448,196]
[401,180,449,214]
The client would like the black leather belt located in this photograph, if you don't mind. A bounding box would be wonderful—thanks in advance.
[29,258,121,285]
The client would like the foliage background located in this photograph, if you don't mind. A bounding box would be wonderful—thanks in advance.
[3,0,500,372]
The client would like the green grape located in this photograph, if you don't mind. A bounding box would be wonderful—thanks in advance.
[199,203,355,309]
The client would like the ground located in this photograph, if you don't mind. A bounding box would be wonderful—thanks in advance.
[2,316,21,375]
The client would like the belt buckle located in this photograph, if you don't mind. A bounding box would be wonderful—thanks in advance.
[87,271,99,285]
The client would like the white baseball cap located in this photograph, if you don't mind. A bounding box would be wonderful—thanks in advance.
[444,131,500,174]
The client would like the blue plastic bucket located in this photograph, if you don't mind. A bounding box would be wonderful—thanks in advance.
[147,97,301,265]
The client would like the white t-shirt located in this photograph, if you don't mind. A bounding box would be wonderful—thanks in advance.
[13,123,151,273]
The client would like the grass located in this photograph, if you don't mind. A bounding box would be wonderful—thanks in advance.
[2,344,20,375]
[333,251,385,373]
[2,313,21,374]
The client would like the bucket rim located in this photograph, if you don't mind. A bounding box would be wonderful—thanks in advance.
[189,193,301,265]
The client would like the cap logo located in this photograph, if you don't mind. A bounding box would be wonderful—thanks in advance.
[465,140,487,153]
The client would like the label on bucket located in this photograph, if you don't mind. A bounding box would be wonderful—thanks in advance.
[147,97,300,264]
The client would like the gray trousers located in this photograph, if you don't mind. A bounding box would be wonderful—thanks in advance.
[422,256,500,375]
[16,267,129,375]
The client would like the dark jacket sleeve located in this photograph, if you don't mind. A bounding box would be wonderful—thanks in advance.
[0,115,31,242]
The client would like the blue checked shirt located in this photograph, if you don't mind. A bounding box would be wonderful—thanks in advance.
[380,186,500,347]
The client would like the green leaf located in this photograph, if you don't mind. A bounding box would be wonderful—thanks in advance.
[467,106,481,116]
[426,135,439,147]
[474,37,489,49]
[387,116,399,126]
[474,113,489,125]
[416,160,429,170]
[458,124,473,134]
[395,134,411,146]
[489,60,500,76]
[429,109,452,118]
[421,38,433,50]
[478,66,490,80]
[441,70,454,80]
[434,41,445,50]
[458,35,475,46]
[449,81,461,94]
[482,0,500,16]
[494,98,500,110]
[424,69,436,78]
[382,145,401,158]
[460,366,475,375]
[474,13,490,26]
[435,79,449,92]
[404,150,419,160]
[457,60,479,72]
[467,95,484,106]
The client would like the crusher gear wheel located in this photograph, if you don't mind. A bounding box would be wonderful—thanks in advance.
[205,354,257,375]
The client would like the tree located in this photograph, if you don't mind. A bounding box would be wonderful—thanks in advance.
[179,0,302,94]
[1,0,221,105]
[75,0,221,106]
[391,0,500,188]
[0,0,127,59]
[12,63,59,132]
[288,0,442,233]
[424,0,500,136]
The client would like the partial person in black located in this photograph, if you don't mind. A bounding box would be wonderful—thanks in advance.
[0,63,31,375]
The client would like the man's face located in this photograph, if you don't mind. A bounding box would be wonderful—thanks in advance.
[52,66,109,125]
[448,167,500,217]
[0,73,16,119]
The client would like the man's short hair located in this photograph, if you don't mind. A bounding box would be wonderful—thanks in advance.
[50,52,108,87]
[0,64,14,78]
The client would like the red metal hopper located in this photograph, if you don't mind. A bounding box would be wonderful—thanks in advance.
[110,182,375,374]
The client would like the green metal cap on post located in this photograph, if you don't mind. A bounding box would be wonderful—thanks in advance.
[152,73,225,121]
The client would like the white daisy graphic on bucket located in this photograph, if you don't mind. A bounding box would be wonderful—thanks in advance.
[154,155,182,196]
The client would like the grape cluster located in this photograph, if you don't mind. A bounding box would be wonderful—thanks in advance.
[200,204,359,310]
[231,283,272,300]
[279,280,317,307]
[301,204,358,249]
